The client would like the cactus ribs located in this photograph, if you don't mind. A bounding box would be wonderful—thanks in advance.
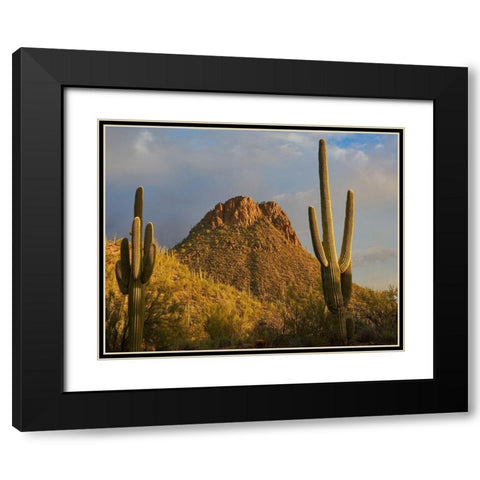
[115,186,157,352]
[309,139,355,345]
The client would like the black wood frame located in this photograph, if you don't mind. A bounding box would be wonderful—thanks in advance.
[12,48,468,431]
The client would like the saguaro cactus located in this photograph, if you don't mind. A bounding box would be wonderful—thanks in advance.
[115,186,156,352]
[308,139,354,345]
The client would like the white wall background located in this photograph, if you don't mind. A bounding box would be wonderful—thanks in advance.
[1,1,476,478]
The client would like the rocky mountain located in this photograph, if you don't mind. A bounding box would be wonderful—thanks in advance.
[196,196,301,246]
[173,196,322,302]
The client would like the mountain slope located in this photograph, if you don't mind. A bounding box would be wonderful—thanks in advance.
[104,241,281,352]
[173,196,322,302]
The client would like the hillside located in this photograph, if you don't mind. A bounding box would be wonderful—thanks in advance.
[173,196,322,302]
[104,241,282,352]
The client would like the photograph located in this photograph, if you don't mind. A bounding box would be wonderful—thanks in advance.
[101,122,402,356]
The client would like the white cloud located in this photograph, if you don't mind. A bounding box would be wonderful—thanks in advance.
[352,247,397,266]
[134,130,154,155]
[273,189,316,204]
[330,145,370,168]
[279,143,303,157]
[327,144,398,207]
[265,131,316,146]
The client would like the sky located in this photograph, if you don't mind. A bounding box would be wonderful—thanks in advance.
[104,125,400,289]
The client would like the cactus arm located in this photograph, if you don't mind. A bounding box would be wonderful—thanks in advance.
[141,243,156,283]
[115,261,129,294]
[116,237,130,295]
[142,222,155,282]
[134,186,143,226]
[318,139,338,260]
[308,206,329,267]
[131,216,142,280]
[119,237,131,283]
[340,261,352,307]
[338,189,355,273]
[144,222,154,259]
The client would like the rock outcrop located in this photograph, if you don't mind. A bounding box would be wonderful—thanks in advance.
[196,196,300,246]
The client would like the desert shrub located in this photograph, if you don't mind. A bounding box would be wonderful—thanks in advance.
[105,289,129,351]
[279,286,332,347]
[104,242,130,352]
[352,286,398,345]
[202,301,252,349]
[143,281,191,351]
[355,324,377,344]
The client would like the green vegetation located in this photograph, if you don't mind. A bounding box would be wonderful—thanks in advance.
[309,139,355,345]
[106,242,282,352]
[105,243,398,352]
[350,285,398,345]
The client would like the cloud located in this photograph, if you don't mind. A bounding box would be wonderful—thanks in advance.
[272,189,316,204]
[106,126,315,186]
[134,130,154,155]
[326,143,399,208]
[105,127,173,182]
[329,144,370,168]
[279,143,303,157]
[265,131,317,148]
[352,247,397,266]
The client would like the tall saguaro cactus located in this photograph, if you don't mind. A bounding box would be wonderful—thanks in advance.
[115,186,156,352]
[308,139,355,345]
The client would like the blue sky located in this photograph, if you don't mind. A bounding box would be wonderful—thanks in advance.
[104,125,400,289]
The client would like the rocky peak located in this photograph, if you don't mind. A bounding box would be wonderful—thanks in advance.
[202,196,262,228]
[196,196,301,246]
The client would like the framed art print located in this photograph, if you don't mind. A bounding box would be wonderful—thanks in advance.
[13,49,468,430]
